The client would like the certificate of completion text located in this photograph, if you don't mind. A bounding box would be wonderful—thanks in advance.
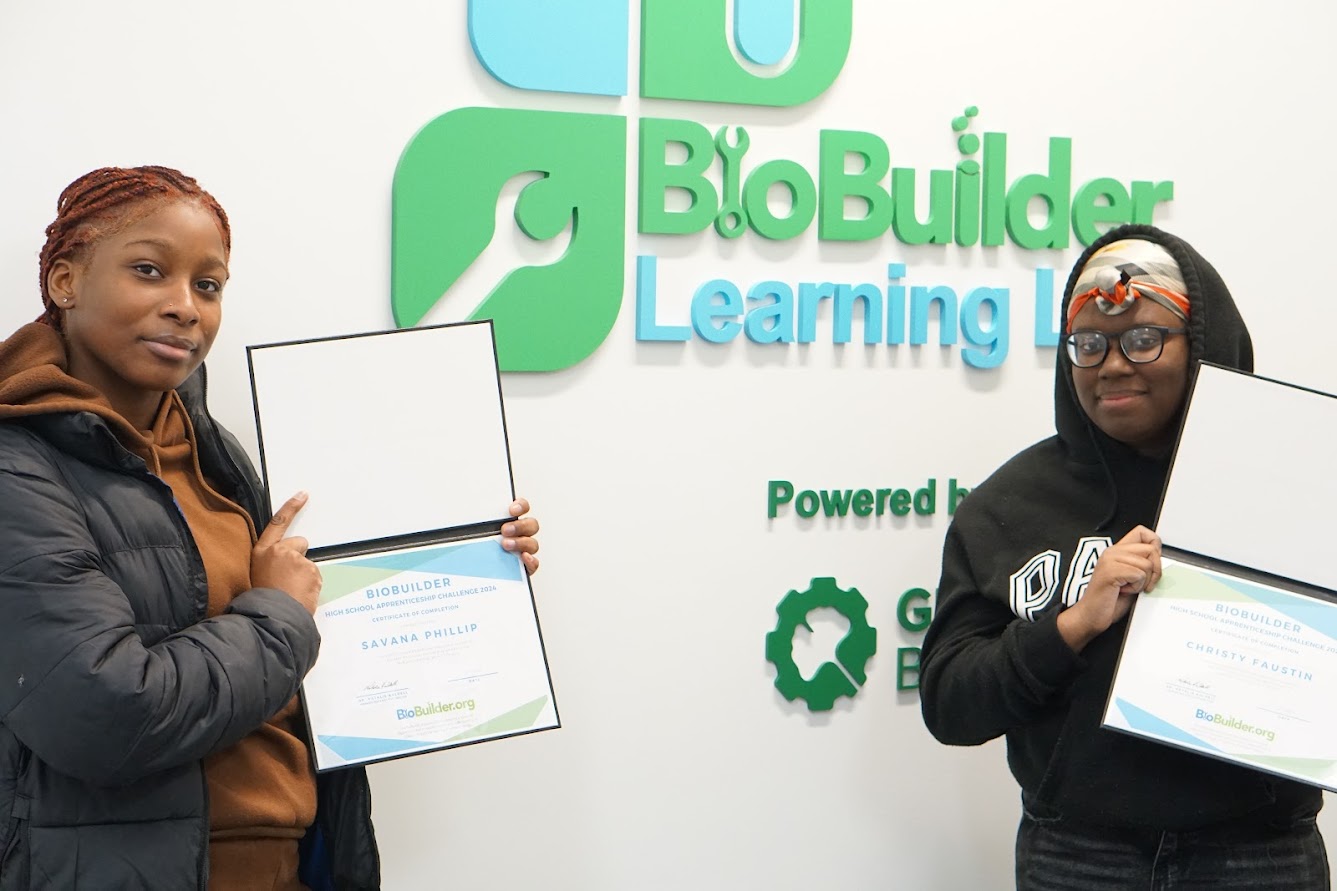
[303,537,559,770]
[1104,558,1337,789]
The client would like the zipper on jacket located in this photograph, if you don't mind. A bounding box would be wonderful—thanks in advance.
[187,365,266,526]
[0,814,20,874]
[1,751,30,887]
[196,768,209,890]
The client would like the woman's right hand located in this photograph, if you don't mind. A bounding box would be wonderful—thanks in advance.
[250,491,321,614]
[1057,524,1161,654]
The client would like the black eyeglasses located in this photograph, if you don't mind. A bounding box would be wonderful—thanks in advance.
[1064,326,1188,368]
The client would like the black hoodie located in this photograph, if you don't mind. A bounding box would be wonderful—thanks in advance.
[919,224,1321,831]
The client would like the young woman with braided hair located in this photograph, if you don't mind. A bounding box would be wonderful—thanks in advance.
[0,166,542,889]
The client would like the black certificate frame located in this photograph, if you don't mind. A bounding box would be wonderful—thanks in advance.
[1101,360,1337,789]
[246,319,561,772]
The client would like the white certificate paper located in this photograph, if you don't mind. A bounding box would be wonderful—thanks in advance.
[1156,363,1337,592]
[248,321,514,551]
[304,536,558,771]
[1104,558,1337,789]
[247,321,560,771]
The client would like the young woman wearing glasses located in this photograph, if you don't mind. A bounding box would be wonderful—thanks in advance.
[919,224,1327,889]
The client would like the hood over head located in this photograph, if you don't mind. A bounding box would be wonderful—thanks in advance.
[1054,223,1253,469]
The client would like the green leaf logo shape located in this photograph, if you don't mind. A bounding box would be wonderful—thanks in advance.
[392,107,627,372]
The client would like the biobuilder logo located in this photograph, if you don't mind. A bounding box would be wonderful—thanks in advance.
[392,1,1173,371]
[396,699,477,720]
[1194,709,1276,742]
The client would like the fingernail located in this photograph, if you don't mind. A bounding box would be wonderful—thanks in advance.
[502,524,516,536]
[502,538,515,550]
[296,490,309,501]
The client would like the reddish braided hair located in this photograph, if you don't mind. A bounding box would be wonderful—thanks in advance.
[38,166,231,330]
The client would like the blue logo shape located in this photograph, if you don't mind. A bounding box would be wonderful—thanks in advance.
[341,540,525,583]
[468,0,629,96]
[318,735,439,762]
[735,0,795,66]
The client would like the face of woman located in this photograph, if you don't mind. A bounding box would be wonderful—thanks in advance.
[49,200,229,427]
[1069,297,1191,456]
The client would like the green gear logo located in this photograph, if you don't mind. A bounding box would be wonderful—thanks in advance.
[764,577,877,712]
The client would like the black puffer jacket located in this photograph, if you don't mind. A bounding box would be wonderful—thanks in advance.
[0,365,380,889]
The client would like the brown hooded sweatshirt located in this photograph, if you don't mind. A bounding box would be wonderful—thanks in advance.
[0,322,316,889]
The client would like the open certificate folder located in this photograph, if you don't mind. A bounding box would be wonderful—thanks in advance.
[1103,363,1337,789]
[247,320,559,772]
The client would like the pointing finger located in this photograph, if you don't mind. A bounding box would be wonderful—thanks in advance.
[258,491,309,548]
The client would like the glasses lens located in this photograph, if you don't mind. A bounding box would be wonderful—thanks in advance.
[1066,332,1107,367]
[1121,327,1164,363]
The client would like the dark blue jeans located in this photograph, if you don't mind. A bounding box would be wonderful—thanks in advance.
[1016,807,1329,890]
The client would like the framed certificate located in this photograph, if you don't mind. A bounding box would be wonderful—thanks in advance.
[1105,555,1337,790]
[1153,363,1337,592]
[248,320,560,771]
[1103,363,1337,787]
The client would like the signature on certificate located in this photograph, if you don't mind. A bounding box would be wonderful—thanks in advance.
[361,679,401,692]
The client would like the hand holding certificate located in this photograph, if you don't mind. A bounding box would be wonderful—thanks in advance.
[1103,363,1337,789]
[304,535,555,769]
[248,321,559,771]
[1057,524,1163,654]
[249,490,323,615]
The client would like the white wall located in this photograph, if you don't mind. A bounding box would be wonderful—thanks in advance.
[2,2,1335,888]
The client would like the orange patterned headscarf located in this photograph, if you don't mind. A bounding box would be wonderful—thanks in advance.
[1067,238,1190,331]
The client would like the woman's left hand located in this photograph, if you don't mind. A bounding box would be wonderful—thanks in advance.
[500,498,541,575]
